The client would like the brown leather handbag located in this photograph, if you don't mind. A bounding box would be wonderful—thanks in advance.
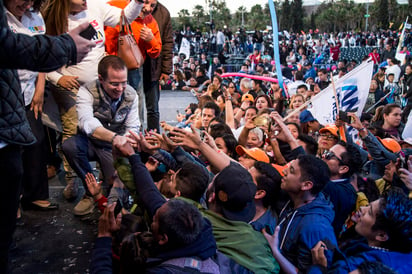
[117,11,144,69]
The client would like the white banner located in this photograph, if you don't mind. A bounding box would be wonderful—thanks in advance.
[178,38,190,60]
[307,59,374,125]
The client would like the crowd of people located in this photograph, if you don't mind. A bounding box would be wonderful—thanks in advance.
[2,0,412,273]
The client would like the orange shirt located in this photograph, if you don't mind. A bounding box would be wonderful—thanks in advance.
[105,0,161,60]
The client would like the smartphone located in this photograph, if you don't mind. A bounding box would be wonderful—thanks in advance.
[267,108,275,113]
[190,89,197,97]
[79,24,97,40]
[114,199,123,216]
[199,130,206,141]
[338,110,352,124]
[399,151,408,169]
[176,110,180,115]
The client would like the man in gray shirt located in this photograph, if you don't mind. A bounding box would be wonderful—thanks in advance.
[62,55,140,216]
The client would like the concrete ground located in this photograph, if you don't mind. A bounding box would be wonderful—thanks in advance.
[9,90,196,273]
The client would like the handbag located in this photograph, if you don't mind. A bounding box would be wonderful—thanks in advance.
[117,11,144,69]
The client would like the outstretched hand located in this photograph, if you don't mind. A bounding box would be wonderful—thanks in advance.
[138,131,161,154]
[148,131,178,152]
[169,125,203,151]
[85,172,102,197]
[113,132,136,157]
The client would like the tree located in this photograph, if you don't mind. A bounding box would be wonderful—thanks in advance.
[291,0,305,32]
[177,9,191,31]
[280,0,291,31]
[371,0,388,29]
[248,4,267,30]
[234,6,247,28]
[192,5,206,29]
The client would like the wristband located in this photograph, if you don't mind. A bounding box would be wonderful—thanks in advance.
[359,128,366,132]
[226,96,232,100]
[240,108,246,111]
[111,133,119,143]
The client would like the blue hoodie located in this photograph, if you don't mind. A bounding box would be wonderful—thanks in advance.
[308,239,412,273]
[278,192,337,272]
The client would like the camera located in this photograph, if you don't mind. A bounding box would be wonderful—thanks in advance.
[338,110,354,124]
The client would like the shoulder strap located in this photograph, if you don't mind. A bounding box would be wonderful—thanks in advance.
[119,10,133,35]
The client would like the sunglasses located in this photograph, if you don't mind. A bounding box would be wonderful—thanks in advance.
[323,151,345,165]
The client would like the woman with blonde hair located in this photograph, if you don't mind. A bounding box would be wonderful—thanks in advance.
[289,93,305,110]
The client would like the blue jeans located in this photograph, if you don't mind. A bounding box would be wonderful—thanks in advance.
[144,80,160,132]
[62,134,116,194]
[128,68,144,128]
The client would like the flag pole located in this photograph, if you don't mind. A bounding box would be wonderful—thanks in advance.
[396,17,408,54]
[330,72,346,142]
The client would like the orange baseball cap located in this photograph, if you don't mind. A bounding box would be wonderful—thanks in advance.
[377,137,401,153]
[236,146,270,163]
[272,164,288,176]
[319,124,339,138]
[241,94,254,103]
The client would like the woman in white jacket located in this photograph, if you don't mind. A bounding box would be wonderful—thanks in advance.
[41,0,143,215]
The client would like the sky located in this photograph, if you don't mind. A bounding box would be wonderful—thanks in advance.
[164,0,268,18]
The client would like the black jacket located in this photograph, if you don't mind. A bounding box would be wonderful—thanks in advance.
[0,0,77,145]
[143,2,173,83]
[403,73,412,101]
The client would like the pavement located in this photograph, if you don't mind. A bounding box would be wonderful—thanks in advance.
[9,90,197,273]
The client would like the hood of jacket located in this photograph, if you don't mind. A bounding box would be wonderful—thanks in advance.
[155,217,216,261]
[282,192,335,221]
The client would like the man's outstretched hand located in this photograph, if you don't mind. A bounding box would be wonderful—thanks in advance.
[113,132,136,157]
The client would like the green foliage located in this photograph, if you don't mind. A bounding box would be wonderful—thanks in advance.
[280,0,291,31]
[170,0,410,34]
[291,0,305,32]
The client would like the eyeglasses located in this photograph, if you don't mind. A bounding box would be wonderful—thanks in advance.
[323,151,345,166]
[319,134,338,141]
[108,81,128,87]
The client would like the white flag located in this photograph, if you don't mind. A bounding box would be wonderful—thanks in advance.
[307,59,374,125]
[178,38,190,60]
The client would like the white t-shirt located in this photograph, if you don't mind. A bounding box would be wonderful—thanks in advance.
[7,10,45,106]
[46,0,143,86]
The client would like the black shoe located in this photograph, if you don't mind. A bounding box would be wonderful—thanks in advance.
[22,202,59,211]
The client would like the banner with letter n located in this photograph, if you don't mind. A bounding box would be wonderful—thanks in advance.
[306,59,374,142]
[307,59,374,125]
